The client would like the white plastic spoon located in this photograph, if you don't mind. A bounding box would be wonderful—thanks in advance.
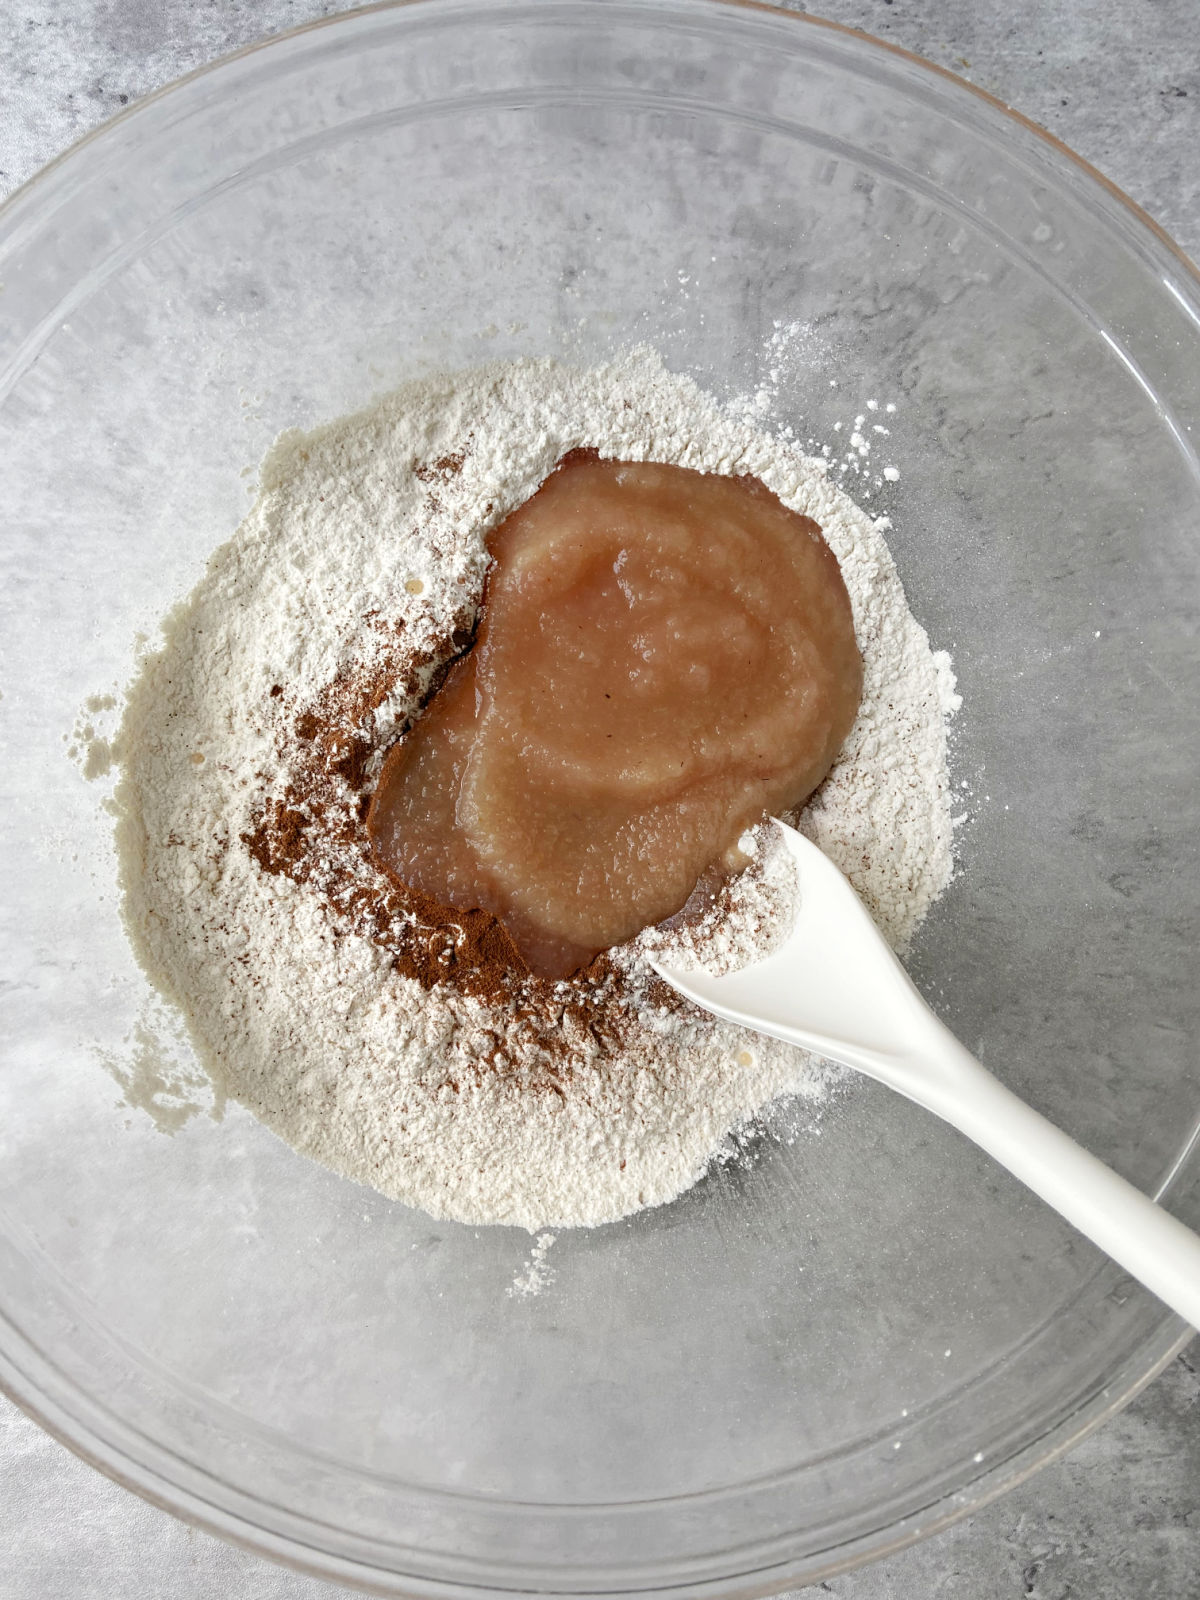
[651,819,1200,1329]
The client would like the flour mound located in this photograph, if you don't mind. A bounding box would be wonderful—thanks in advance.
[113,350,959,1230]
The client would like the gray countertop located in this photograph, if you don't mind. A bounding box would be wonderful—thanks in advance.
[2,3,1198,1597]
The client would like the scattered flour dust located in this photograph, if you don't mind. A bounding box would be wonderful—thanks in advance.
[110,348,960,1231]
[96,995,226,1135]
[509,1232,558,1298]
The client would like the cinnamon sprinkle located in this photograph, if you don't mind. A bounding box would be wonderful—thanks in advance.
[242,522,676,1069]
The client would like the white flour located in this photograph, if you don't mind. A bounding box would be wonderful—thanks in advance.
[112,349,960,1230]
[509,1233,558,1298]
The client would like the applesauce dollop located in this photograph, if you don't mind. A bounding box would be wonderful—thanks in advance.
[368,453,862,977]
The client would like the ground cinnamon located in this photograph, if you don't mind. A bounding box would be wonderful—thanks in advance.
[242,474,675,1068]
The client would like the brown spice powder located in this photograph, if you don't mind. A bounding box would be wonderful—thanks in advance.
[242,481,687,1069]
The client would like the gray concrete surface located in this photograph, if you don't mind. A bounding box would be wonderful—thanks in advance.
[2,2,1198,1598]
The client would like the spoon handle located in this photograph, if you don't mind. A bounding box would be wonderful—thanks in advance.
[652,823,1200,1329]
[914,1023,1200,1330]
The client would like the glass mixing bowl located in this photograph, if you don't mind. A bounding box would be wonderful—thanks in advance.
[1,1,1198,1592]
